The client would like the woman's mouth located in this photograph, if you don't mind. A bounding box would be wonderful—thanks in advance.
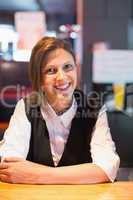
[55,83,71,91]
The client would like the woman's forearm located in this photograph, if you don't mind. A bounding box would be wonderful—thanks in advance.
[38,163,110,184]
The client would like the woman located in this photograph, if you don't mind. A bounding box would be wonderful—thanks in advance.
[0,37,120,184]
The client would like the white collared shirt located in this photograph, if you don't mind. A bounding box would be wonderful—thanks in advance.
[0,97,120,182]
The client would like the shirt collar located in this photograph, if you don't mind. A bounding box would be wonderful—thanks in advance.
[60,97,77,128]
[41,96,77,129]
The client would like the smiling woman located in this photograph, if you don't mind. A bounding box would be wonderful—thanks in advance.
[0,37,120,184]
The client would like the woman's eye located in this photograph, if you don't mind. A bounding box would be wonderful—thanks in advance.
[63,64,74,72]
[45,68,57,75]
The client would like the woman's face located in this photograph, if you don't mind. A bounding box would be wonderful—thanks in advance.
[41,48,77,112]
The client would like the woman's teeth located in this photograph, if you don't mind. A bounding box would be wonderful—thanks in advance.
[55,83,70,90]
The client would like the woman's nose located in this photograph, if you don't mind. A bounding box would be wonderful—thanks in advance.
[56,69,66,81]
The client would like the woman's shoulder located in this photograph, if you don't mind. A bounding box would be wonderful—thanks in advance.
[11,98,28,121]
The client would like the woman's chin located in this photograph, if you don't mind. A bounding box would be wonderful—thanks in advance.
[56,91,73,102]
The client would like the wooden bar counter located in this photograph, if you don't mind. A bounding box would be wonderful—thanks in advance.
[0,181,133,200]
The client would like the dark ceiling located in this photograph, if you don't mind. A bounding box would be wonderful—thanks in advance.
[0,0,76,14]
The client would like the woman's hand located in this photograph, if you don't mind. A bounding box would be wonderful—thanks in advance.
[0,157,48,184]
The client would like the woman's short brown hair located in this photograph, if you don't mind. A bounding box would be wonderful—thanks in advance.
[29,36,75,93]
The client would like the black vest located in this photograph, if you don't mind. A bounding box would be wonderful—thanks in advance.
[24,90,101,167]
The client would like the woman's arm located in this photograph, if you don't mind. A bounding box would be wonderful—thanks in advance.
[0,157,109,184]
[90,106,120,182]
[43,162,110,184]
[0,99,31,158]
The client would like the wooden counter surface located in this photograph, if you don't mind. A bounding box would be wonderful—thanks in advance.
[0,181,133,200]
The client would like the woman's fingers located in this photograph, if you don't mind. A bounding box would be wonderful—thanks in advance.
[0,169,9,175]
[0,163,9,169]
[0,174,9,183]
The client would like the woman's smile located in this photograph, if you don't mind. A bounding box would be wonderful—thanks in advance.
[54,82,71,94]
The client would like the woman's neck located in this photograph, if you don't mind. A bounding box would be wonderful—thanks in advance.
[44,96,73,115]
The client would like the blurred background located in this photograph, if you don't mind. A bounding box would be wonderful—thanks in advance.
[0,0,133,179]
